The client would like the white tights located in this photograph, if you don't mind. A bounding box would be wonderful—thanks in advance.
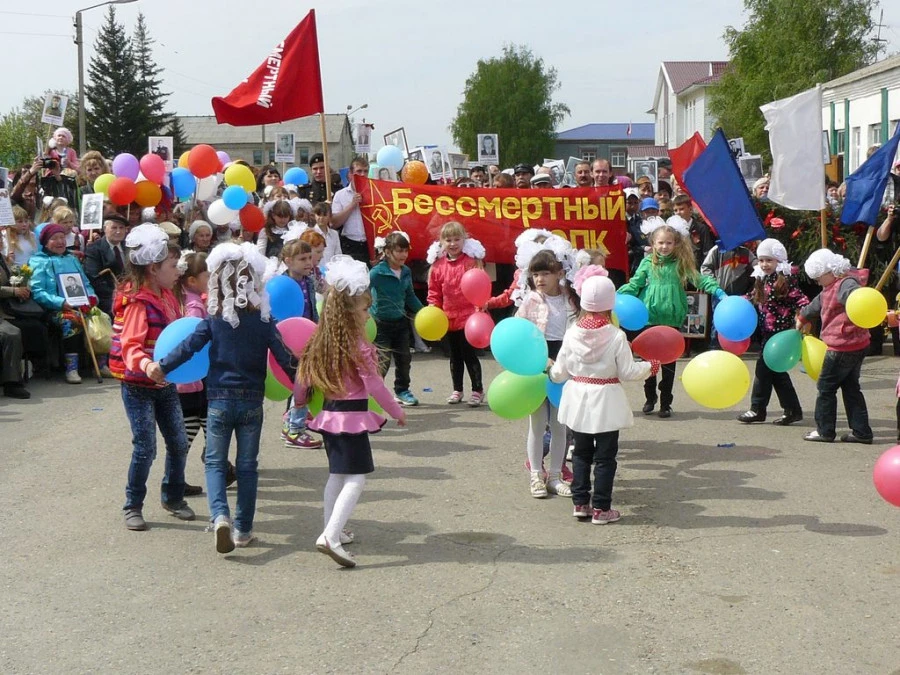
[323,473,366,543]
[526,401,566,475]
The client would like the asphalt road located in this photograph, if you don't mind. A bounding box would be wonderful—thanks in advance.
[2,351,899,674]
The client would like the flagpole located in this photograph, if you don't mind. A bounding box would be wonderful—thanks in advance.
[820,209,828,248]
[319,113,332,202]
[875,245,900,291]
[858,225,876,269]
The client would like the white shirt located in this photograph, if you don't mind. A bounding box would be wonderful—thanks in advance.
[322,228,342,264]
[544,293,568,341]
[332,186,365,242]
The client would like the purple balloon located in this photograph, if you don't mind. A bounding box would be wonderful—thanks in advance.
[216,150,231,166]
[112,153,140,180]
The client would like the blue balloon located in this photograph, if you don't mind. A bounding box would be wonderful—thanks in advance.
[376,145,404,171]
[283,167,309,186]
[222,185,248,210]
[614,294,649,331]
[546,378,564,407]
[266,275,305,321]
[153,317,210,384]
[713,295,758,341]
[171,167,195,200]
[367,163,381,179]
[490,317,548,376]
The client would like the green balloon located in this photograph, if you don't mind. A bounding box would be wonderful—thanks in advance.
[308,388,325,416]
[264,370,291,401]
[762,329,803,373]
[316,299,323,316]
[487,371,547,420]
[365,316,377,342]
[368,396,383,414]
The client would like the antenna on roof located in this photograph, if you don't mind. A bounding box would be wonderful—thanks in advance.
[874,8,888,54]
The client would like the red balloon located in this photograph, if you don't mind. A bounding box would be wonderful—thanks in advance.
[465,311,495,348]
[187,144,220,179]
[461,268,492,307]
[719,336,751,356]
[239,204,265,233]
[874,445,900,507]
[139,153,166,184]
[108,177,137,206]
[631,325,685,364]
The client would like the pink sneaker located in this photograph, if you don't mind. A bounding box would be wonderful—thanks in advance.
[284,431,323,449]
[560,464,574,484]
[468,390,485,407]
[573,504,591,519]
[591,508,621,525]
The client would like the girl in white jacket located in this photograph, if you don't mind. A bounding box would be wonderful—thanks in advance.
[549,274,658,525]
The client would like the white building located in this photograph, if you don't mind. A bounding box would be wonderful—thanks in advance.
[648,61,728,149]
[822,53,900,176]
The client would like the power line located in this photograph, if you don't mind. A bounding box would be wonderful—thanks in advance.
[0,31,70,37]
[0,11,69,18]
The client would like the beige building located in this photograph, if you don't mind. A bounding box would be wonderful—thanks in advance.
[648,61,728,149]
[176,114,356,171]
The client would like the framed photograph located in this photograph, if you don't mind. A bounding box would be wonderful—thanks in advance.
[274,132,295,163]
[407,147,424,163]
[41,93,68,126]
[543,158,566,187]
[453,168,471,179]
[633,159,658,192]
[563,156,583,187]
[680,292,709,338]
[80,193,104,231]
[355,123,373,154]
[58,272,90,307]
[148,136,173,171]
[375,166,398,182]
[0,188,13,226]
[477,133,499,164]
[739,155,763,184]
[383,128,408,155]
[448,152,469,171]
[728,137,746,159]
[427,147,452,181]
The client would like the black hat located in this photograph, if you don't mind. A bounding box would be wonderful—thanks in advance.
[513,163,534,175]
[309,153,325,165]
[657,157,672,169]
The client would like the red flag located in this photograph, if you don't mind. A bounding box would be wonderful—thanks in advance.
[626,122,632,137]
[211,11,324,126]
[667,132,706,188]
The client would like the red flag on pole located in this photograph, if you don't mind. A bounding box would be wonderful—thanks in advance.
[211,10,324,126]
[667,132,706,188]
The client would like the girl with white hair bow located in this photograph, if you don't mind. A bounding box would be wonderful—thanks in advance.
[737,239,809,426]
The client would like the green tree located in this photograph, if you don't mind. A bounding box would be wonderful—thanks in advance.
[165,116,188,158]
[450,45,570,166]
[131,11,171,140]
[0,90,79,168]
[710,0,882,161]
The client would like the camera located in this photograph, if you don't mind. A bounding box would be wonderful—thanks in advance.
[41,157,59,170]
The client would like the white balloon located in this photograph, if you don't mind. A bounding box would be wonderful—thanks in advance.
[196,174,221,201]
[207,199,237,225]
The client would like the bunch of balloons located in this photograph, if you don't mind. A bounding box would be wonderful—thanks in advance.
[461,269,494,348]
[486,317,552,420]
[96,151,172,208]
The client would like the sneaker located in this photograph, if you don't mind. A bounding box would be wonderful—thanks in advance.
[772,411,803,426]
[737,410,766,423]
[340,528,355,545]
[161,501,195,521]
[468,391,485,407]
[840,432,873,445]
[447,391,464,404]
[284,431,323,449]
[546,473,572,497]
[573,504,591,519]
[281,411,290,436]
[316,534,356,568]
[124,508,148,531]
[560,464,574,484]
[803,430,835,443]
[233,529,256,548]
[530,471,548,498]
[591,508,621,525]
[395,390,419,407]
[65,369,82,384]
[215,515,235,554]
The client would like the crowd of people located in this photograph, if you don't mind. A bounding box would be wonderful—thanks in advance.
[1,129,895,567]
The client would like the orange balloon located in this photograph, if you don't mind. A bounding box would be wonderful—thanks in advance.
[188,144,219,179]
[402,160,429,185]
[178,150,191,169]
[134,180,162,207]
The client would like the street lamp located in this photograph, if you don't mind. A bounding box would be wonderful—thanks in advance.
[74,0,139,155]
[346,103,368,118]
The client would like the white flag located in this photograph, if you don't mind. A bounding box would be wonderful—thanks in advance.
[760,85,826,211]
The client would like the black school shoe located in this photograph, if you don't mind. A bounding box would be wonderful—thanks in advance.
[737,410,766,423]
[642,400,657,414]
[658,407,672,419]
[3,382,30,399]
[772,411,803,426]
[840,433,873,445]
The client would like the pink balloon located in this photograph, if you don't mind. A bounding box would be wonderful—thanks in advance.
[139,153,166,185]
[719,336,751,356]
[112,153,140,180]
[276,317,317,356]
[216,150,231,166]
[873,445,900,507]
[465,311,494,349]
[461,268,492,307]
[267,350,292,389]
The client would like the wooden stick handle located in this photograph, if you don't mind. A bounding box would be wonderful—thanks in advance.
[857,226,875,270]
[875,246,900,291]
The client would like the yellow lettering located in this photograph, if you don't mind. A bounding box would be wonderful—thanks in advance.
[568,229,590,249]
[605,196,625,221]
[413,194,433,215]
[457,196,477,217]
[594,230,609,254]
[544,196,562,220]
[501,197,521,220]
[392,188,413,216]
[435,195,455,216]
[478,197,501,219]
[521,197,543,228]
[582,198,599,220]
[563,199,583,220]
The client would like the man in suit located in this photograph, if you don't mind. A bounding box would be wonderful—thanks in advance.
[84,215,128,315]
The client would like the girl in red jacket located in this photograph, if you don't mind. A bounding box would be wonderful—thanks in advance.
[426,221,486,405]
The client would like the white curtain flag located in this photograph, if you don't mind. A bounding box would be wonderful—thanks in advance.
[760,85,826,211]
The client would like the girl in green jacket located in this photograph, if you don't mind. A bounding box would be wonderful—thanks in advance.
[617,222,725,418]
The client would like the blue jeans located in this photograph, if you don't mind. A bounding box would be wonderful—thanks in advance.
[288,401,308,434]
[815,348,872,440]
[122,383,188,510]
[206,399,263,533]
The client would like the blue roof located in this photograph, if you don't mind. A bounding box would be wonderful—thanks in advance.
[556,123,655,141]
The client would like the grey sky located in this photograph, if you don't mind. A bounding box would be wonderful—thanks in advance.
[4,0,900,154]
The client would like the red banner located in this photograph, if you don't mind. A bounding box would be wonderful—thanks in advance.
[354,177,628,273]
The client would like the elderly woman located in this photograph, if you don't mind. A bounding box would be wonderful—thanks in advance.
[47,127,79,171]
[0,256,35,399]
[753,176,770,200]
[188,220,214,253]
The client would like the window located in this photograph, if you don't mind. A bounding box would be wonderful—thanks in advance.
[298,147,310,165]
[851,127,860,171]
[836,129,846,155]
[579,148,597,162]
[610,149,626,168]
[268,150,276,163]
[869,123,882,146]
[252,150,262,165]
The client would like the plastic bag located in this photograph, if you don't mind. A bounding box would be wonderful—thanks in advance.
[86,309,112,355]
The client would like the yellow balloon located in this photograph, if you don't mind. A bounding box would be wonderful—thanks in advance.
[178,150,191,169]
[681,350,750,409]
[801,335,827,382]
[415,306,449,341]
[610,311,619,328]
[224,163,256,193]
[93,173,115,196]
[845,287,887,329]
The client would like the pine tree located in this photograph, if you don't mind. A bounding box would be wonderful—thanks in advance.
[131,12,171,140]
[85,7,141,156]
[165,116,188,157]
